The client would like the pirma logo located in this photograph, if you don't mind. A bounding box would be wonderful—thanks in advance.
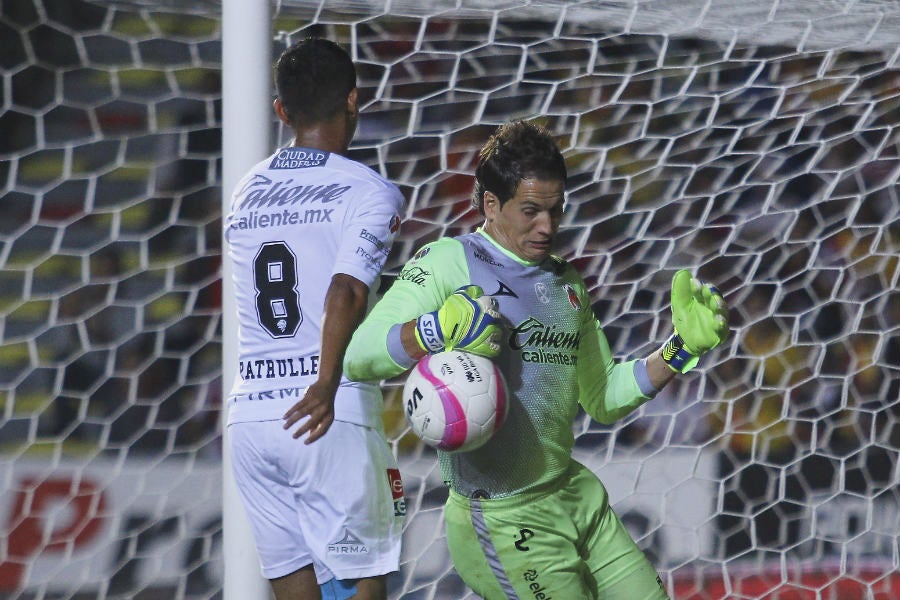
[327,530,369,555]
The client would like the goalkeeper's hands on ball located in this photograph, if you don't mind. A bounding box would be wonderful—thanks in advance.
[415,285,502,358]
[662,269,729,373]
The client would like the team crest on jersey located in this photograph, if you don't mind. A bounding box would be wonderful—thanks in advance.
[564,284,581,310]
[534,282,551,304]
[413,246,431,260]
[389,214,401,233]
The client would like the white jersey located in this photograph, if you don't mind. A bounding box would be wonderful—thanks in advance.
[224,146,403,427]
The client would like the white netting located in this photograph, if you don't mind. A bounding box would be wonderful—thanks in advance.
[1,2,223,598]
[2,1,899,599]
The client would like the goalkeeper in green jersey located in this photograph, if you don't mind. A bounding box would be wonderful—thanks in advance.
[344,120,729,599]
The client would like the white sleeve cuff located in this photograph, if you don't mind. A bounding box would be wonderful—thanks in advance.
[633,358,659,397]
[387,323,418,369]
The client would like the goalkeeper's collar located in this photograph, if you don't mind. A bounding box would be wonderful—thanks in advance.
[474,227,543,267]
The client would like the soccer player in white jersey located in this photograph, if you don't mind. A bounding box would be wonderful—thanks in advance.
[345,121,729,599]
[224,38,405,600]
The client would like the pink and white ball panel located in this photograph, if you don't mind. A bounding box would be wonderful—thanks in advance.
[403,350,508,453]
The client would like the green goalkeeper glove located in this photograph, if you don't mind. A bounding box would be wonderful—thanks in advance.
[662,269,729,373]
[415,285,501,358]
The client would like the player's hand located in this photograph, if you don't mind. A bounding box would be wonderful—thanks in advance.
[282,381,336,444]
[664,270,729,372]
[415,285,501,358]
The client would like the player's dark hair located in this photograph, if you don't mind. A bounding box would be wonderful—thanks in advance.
[274,37,356,126]
[472,120,567,215]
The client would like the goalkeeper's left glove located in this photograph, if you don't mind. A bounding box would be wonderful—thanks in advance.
[414,285,502,358]
[662,269,729,373]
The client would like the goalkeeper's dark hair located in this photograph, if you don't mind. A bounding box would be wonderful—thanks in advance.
[472,120,567,215]
[275,37,356,126]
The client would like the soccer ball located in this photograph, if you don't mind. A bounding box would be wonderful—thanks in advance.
[403,350,509,453]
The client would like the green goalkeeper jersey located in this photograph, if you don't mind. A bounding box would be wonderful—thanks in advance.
[345,229,653,498]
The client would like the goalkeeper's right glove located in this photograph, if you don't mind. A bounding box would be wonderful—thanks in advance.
[414,285,501,358]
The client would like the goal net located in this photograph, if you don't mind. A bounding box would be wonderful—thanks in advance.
[2,1,899,599]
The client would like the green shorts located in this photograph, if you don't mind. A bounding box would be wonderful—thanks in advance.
[444,460,669,599]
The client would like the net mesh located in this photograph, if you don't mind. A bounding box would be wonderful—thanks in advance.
[1,0,899,598]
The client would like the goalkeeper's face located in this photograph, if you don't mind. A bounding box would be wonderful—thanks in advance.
[482,178,564,263]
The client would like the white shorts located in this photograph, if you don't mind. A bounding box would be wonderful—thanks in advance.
[228,410,405,582]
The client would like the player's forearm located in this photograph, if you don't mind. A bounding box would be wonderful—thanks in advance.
[577,319,653,424]
[582,360,653,424]
[400,320,428,362]
[347,238,470,381]
[318,274,369,390]
[643,347,678,390]
[345,301,422,382]
[345,318,412,381]
[582,348,678,425]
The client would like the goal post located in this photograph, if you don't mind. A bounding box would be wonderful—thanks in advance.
[1,1,899,599]
[220,3,272,600]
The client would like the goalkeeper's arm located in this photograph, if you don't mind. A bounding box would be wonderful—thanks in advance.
[375,284,501,368]
[345,237,501,382]
[345,284,501,381]
[582,270,729,421]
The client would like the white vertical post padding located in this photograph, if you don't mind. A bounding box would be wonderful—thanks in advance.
[221,0,272,598]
